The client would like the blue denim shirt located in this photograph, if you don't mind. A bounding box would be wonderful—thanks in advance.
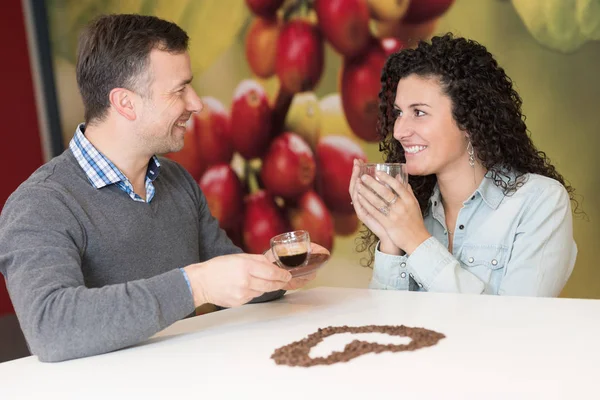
[370,173,577,296]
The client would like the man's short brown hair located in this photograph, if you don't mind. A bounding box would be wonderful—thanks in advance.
[76,14,189,124]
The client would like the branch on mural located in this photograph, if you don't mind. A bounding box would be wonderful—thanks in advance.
[270,87,295,139]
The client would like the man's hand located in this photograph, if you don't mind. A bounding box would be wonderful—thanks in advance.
[183,253,292,308]
[283,271,317,290]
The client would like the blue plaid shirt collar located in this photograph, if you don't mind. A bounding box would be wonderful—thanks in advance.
[69,123,161,203]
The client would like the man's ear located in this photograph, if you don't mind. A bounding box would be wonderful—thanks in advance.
[109,88,137,121]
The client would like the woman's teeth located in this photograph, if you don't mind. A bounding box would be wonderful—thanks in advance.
[404,145,427,154]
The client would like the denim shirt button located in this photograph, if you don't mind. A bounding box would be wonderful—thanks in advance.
[400,272,407,279]
[491,259,498,266]
[400,262,406,268]
[468,257,474,263]
[418,282,423,288]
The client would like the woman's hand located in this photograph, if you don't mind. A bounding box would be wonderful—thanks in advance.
[354,168,431,255]
[349,159,400,255]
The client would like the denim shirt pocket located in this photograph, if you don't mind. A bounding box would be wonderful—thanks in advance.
[458,244,508,294]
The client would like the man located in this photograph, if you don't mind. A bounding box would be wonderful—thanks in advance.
[0,14,320,362]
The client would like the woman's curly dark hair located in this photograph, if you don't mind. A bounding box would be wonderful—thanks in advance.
[357,32,581,268]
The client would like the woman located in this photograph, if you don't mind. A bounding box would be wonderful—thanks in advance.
[349,33,578,296]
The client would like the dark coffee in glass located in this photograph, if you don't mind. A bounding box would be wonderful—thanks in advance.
[278,251,309,267]
[270,230,311,270]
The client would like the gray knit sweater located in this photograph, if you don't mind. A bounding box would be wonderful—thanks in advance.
[0,150,281,362]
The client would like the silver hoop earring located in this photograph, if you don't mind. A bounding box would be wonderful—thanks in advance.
[467,141,475,168]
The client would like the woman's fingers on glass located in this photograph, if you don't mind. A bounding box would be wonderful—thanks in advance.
[360,175,394,206]
[354,190,370,218]
[349,162,361,195]
[358,183,388,213]
[355,193,388,237]
[354,189,364,213]
[354,193,371,221]
[375,171,405,197]
[357,192,386,224]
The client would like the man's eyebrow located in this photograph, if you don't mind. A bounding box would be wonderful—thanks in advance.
[174,77,193,89]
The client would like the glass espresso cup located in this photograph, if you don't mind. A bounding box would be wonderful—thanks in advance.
[270,230,311,270]
[359,163,407,185]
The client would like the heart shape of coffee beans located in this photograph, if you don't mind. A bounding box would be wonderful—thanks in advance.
[271,325,445,367]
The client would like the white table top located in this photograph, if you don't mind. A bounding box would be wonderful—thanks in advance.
[1,287,599,399]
